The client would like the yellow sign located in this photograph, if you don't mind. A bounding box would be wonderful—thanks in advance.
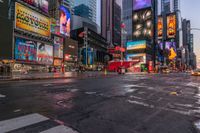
[15,2,50,37]
[169,48,177,60]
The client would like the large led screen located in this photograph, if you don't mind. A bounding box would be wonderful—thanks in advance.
[127,41,146,51]
[53,36,63,58]
[158,16,163,39]
[126,53,146,63]
[133,8,153,41]
[15,2,51,37]
[60,6,71,37]
[165,41,176,52]
[167,14,176,39]
[37,43,53,65]
[133,0,152,11]
[15,37,37,62]
[21,0,49,13]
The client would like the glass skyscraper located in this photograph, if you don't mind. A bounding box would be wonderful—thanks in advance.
[74,0,97,23]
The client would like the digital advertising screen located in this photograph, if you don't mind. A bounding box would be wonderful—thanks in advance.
[53,36,63,58]
[37,43,53,65]
[167,14,176,39]
[15,37,37,62]
[127,41,146,51]
[126,53,146,63]
[165,41,177,52]
[133,0,152,11]
[15,2,51,37]
[133,8,153,41]
[60,6,71,37]
[158,16,163,39]
[21,0,49,13]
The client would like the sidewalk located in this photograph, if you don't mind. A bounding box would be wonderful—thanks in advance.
[0,71,117,81]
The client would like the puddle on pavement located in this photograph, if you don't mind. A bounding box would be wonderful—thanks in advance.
[85,92,97,95]
[0,94,6,98]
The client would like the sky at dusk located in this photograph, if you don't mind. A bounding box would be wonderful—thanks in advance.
[180,0,200,60]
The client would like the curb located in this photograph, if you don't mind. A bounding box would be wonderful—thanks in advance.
[0,74,117,82]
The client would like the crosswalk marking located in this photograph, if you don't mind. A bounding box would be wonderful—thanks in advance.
[0,113,49,133]
[40,125,79,133]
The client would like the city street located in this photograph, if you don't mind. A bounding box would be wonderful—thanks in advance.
[0,73,200,133]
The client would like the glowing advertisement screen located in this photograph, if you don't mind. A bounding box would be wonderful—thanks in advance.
[126,53,146,63]
[133,0,152,11]
[37,43,53,65]
[127,41,146,50]
[158,16,163,39]
[133,8,153,41]
[53,36,63,58]
[15,37,37,62]
[21,0,49,13]
[167,14,176,39]
[60,6,71,37]
[165,41,176,52]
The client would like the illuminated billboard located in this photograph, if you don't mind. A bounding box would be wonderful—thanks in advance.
[15,2,50,37]
[60,6,71,37]
[127,41,146,50]
[15,37,37,62]
[133,0,152,11]
[126,53,146,63]
[54,36,63,58]
[133,8,153,41]
[167,14,176,39]
[165,41,177,60]
[158,16,163,39]
[21,0,49,13]
[37,43,53,65]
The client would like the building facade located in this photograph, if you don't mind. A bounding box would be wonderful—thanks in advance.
[74,0,97,23]
[122,0,132,45]
[101,0,121,46]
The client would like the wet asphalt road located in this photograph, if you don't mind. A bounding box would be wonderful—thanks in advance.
[0,73,200,133]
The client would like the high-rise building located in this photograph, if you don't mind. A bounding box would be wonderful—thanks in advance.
[182,19,191,67]
[101,0,121,46]
[173,0,179,11]
[161,0,171,13]
[74,0,97,23]
[122,0,132,45]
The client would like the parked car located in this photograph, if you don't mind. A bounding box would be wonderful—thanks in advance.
[191,69,200,76]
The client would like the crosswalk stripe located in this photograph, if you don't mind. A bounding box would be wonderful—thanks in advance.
[0,113,49,133]
[40,125,79,133]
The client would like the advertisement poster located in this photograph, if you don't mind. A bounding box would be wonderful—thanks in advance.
[167,14,176,39]
[127,41,146,50]
[15,37,37,62]
[158,16,163,39]
[21,0,49,13]
[37,43,53,65]
[82,48,94,65]
[54,36,63,58]
[60,6,71,37]
[126,53,146,63]
[15,2,50,37]
[133,0,152,11]
[133,8,153,41]
[165,41,177,60]
[54,59,62,66]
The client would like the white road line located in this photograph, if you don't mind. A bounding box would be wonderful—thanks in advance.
[0,113,49,133]
[40,125,79,133]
